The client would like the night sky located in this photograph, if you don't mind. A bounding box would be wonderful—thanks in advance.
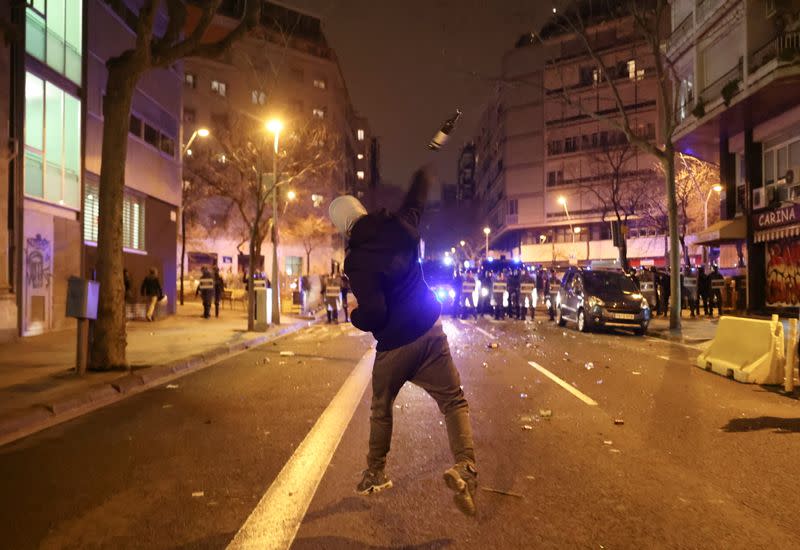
[288,0,551,194]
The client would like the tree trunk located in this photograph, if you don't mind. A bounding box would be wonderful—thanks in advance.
[663,147,682,331]
[247,230,259,331]
[180,206,186,306]
[306,250,311,276]
[679,235,690,268]
[91,62,139,369]
[618,234,629,271]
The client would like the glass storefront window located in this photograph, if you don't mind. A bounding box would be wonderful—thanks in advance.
[24,72,81,209]
[25,0,83,85]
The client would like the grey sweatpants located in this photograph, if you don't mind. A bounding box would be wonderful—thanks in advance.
[368,321,476,471]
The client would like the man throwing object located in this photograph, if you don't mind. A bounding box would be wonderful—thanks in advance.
[328,169,478,516]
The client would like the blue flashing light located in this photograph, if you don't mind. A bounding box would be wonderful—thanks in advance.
[513,257,521,263]
[436,289,447,301]
[448,289,456,299]
[487,257,494,262]
[463,260,471,269]
[443,256,453,266]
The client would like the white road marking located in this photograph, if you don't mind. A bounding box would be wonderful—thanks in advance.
[528,361,598,406]
[228,347,376,550]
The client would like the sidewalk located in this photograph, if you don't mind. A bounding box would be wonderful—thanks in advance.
[647,310,721,345]
[0,301,317,446]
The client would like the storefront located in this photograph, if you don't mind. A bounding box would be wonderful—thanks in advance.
[753,203,800,309]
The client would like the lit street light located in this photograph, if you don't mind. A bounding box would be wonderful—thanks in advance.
[558,196,575,242]
[460,240,466,247]
[704,184,723,229]
[267,118,284,324]
[179,127,210,306]
[182,127,209,156]
[283,190,297,214]
[483,226,491,257]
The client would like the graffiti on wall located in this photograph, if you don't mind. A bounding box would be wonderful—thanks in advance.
[25,234,52,290]
[766,240,800,307]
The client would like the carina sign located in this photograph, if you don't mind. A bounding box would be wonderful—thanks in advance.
[755,203,800,229]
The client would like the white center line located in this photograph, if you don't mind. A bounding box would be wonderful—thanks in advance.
[528,361,598,406]
[227,347,376,550]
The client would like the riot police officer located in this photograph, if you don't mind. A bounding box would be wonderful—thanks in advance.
[519,270,537,320]
[492,271,508,320]
[507,268,521,319]
[196,266,215,319]
[323,271,342,323]
[460,271,478,319]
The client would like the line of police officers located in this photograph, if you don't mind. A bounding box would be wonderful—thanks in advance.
[452,266,562,321]
[637,264,725,318]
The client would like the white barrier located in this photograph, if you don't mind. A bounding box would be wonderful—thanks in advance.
[695,315,785,385]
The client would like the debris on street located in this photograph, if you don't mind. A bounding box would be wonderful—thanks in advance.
[631,371,642,375]
[280,351,296,357]
[487,342,499,349]
[519,393,528,399]
[166,384,179,389]
[192,491,204,498]
[539,409,552,419]
[584,362,594,370]
[603,440,613,446]
[481,487,524,498]
[614,418,625,425]
[522,425,533,430]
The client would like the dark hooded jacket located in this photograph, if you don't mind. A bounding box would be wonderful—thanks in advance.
[344,172,440,351]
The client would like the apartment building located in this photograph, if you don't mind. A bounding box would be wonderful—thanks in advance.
[671,0,800,311]
[182,1,370,286]
[83,0,182,315]
[0,3,14,341]
[475,14,664,267]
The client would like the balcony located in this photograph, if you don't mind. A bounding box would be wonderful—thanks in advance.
[750,31,800,74]
[700,61,743,105]
[695,0,726,29]
[667,14,694,54]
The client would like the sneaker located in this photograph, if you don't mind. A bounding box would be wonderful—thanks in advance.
[356,469,393,496]
[443,461,478,517]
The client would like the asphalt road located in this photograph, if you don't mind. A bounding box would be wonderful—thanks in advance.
[1,315,799,549]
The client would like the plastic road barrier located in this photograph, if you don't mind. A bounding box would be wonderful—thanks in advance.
[695,315,785,385]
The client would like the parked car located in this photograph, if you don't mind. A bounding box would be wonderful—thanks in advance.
[556,267,651,335]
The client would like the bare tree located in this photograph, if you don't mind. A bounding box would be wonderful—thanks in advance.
[548,0,685,329]
[91,1,260,369]
[284,214,336,277]
[190,116,340,330]
[645,154,721,267]
[576,142,652,270]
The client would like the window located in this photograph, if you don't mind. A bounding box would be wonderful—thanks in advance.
[211,80,227,96]
[25,0,83,84]
[183,109,196,125]
[356,170,365,180]
[508,199,518,215]
[546,171,563,186]
[357,129,365,141]
[285,256,302,277]
[84,183,146,251]
[592,68,603,86]
[143,123,159,147]
[312,107,325,118]
[129,114,142,137]
[313,78,327,90]
[548,140,563,155]
[627,60,644,81]
[564,136,577,153]
[159,134,175,157]
[251,90,266,105]
[24,73,81,208]
[184,73,196,88]
[290,67,304,82]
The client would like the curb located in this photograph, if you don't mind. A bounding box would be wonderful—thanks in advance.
[0,317,319,448]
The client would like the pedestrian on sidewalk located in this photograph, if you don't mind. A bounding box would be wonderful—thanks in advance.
[329,168,478,517]
[341,273,351,323]
[140,267,162,322]
[196,267,215,319]
[698,265,711,316]
[213,266,225,318]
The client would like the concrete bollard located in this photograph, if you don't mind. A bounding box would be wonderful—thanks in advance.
[787,318,798,394]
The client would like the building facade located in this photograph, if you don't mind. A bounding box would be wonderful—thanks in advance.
[182,1,369,293]
[474,16,665,268]
[83,0,182,315]
[0,2,16,341]
[671,0,800,311]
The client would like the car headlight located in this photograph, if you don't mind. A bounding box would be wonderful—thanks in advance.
[587,296,604,309]
[481,288,489,297]
[448,289,456,299]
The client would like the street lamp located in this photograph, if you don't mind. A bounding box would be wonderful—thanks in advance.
[704,184,723,229]
[460,240,466,247]
[283,190,297,214]
[483,226,491,257]
[558,195,575,242]
[182,127,209,156]
[267,118,284,324]
[179,128,210,306]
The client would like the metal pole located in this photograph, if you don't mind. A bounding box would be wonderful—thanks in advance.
[485,233,488,257]
[271,133,281,324]
[786,318,797,394]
